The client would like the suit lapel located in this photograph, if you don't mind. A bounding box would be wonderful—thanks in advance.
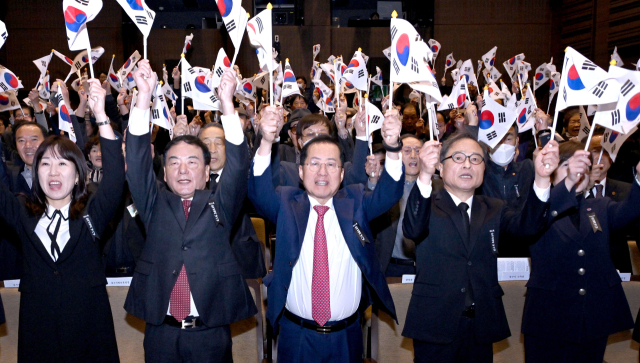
[164,192,187,231]
[56,218,83,263]
[24,216,58,270]
[292,193,311,255]
[333,194,356,250]
[184,189,211,233]
[434,190,469,253]
[467,197,487,257]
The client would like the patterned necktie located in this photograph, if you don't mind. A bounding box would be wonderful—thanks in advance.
[595,184,604,198]
[312,205,331,326]
[169,200,192,321]
[46,210,64,261]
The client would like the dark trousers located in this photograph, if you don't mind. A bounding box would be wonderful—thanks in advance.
[524,334,608,363]
[413,316,492,363]
[144,320,232,363]
[385,259,416,277]
[277,311,363,363]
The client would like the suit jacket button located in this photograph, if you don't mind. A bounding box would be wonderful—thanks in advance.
[467,261,472,266]
[578,268,585,275]
[289,261,292,266]
[461,288,466,293]
[578,249,585,256]
[173,270,178,275]
[54,271,59,275]
[579,288,586,295]
[183,246,188,251]
[551,211,558,217]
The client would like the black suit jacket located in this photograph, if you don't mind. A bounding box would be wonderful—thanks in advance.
[524,180,639,343]
[604,178,638,273]
[402,181,553,344]
[124,127,257,327]
[0,137,124,363]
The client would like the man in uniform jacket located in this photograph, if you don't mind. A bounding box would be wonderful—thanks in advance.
[248,109,405,362]
[402,132,560,362]
[124,61,256,362]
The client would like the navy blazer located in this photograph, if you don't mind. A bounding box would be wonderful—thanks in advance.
[402,181,555,345]
[248,162,404,328]
[124,129,257,328]
[523,179,640,344]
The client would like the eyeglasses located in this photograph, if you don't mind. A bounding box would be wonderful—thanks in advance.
[442,151,485,165]
[302,131,327,139]
[305,160,342,173]
[402,146,421,155]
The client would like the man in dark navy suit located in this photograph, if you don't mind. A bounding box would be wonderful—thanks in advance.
[248,107,405,363]
[402,132,560,363]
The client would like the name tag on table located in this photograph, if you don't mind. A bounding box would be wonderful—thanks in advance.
[619,273,631,282]
[402,274,415,284]
[126,204,138,217]
[2,278,132,288]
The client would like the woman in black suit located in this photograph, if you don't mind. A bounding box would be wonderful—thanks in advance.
[522,141,640,363]
[0,79,124,363]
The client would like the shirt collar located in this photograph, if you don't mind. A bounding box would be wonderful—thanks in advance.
[45,202,71,220]
[308,195,334,211]
[446,191,473,211]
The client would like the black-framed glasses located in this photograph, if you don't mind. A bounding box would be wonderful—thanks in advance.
[442,151,485,165]
[305,160,342,173]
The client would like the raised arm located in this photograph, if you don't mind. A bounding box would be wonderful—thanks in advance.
[608,162,640,231]
[0,144,22,228]
[343,106,369,185]
[214,68,251,226]
[125,60,159,228]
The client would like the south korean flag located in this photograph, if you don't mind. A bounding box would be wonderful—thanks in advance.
[389,17,432,84]
[116,0,155,38]
[118,50,141,78]
[555,47,620,113]
[341,50,368,91]
[458,59,478,87]
[437,77,468,111]
[151,83,174,133]
[0,65,23,92]
[482,46,497,71]
[503,53,525,78]
[427,39,441,63]
[602,125,638,162]
[533,62,551,91]
[62,0,103,51]
[0,21,7,50]
[478,88,517,149]
[211,48,231,89]
[592,64,640,134]
[366,99,385,134]
[216,0,246,51]
[514,86,538,133]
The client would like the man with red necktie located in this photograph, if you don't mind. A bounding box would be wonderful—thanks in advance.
[123,60,256,363]
[249,106,405,362]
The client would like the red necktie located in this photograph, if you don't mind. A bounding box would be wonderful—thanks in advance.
[169,200,192,321]
[312,205,331,326]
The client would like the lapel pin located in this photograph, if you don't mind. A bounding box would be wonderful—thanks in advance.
[587,208,591,211]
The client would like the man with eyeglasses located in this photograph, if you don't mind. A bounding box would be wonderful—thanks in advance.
[248,109,405,363]
[370,134,423,276]
[401,132,562,363]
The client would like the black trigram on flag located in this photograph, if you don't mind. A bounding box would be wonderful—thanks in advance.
[464,67,470,72]
[498,112,506,123]
[188,67,195,75]
[563,87,567,102]
[75,61,82,70]
[370,115,381,124]
[41,61,47,67]
[184,82,192,93]
[411,58,419,73]
[152,109,159,119]
[146,10,154,20]
[592,81,607,98]
[481,99,486,108]
[158,95,165,102]
[135,16,148,26]
[611,109,620,126]
[256,17,264,33]
[390,26,398,40]
[582,126,590,134]
[210,95,219,103]
[75,0,89,5]
[392,59,400,75]
[0,83,7,91]
[524,97,529,105]
[1,32,6,40]
[226,20,236,33]
[582,60,597,71]
[215,67,224,77]
[447,103,455,109]
[487,131,498,140]
[358,69,365,78]
[259,77,266,85]
[283,84,292,90]
[621,79,636,97]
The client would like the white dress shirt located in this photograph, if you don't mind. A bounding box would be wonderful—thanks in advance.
[415,177,551,216]
[129,106,244,319]
[253,148,403,321]
[35,203,71,261]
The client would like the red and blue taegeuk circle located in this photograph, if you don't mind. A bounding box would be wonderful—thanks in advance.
[243,82,253,93]
[217,0,234,17]
[0,95,9,106]
[4,73,19,88]
[479,111,494,130]
[446,60,452,67]
[347,59,359,69]
[518,108,527,124]
[283,71,296,83]
[109,73,118,82]
[626,93,640,122]
[64,6,87,33]
[223,57,231,68]
[60,105,71,122]
[431,44,439,52]
[456,94,466,107]
[126,0,144,11]
[566,65,585,91]
[549,79,556,91]
[395,34,410,66]
[195,76,211,93]
[535,72,544,81]
[127,73,134,82]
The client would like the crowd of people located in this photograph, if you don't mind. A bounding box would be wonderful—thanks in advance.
[0,52,640,363]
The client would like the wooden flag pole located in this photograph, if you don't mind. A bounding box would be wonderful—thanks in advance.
[180,53,185,115]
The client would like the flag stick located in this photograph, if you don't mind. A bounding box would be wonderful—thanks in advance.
[85,42,95,79]
[583,126,595,152]
[551,106,560,139]
[428,102,434,141]
[532,128,539,149]
[180,53,185,116]
[269,71,274,106]
[19,107,25,118]
[547,94,553,114]
[597,148,604,165]
[143,37,148,60]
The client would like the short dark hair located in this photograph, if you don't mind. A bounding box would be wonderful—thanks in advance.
[163,135,211,166]
[296,76,307,85]
[401,133,423,145]
[372,143,385,155]
[84,135,101,161]
[287,94,308,107]
[300,134,344,167]
[296,114,334,140]
[558,140,588,165]
[28,136,89,219]
[199,122,224,136]
[440,131,487,163]
[13,121,48,147]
